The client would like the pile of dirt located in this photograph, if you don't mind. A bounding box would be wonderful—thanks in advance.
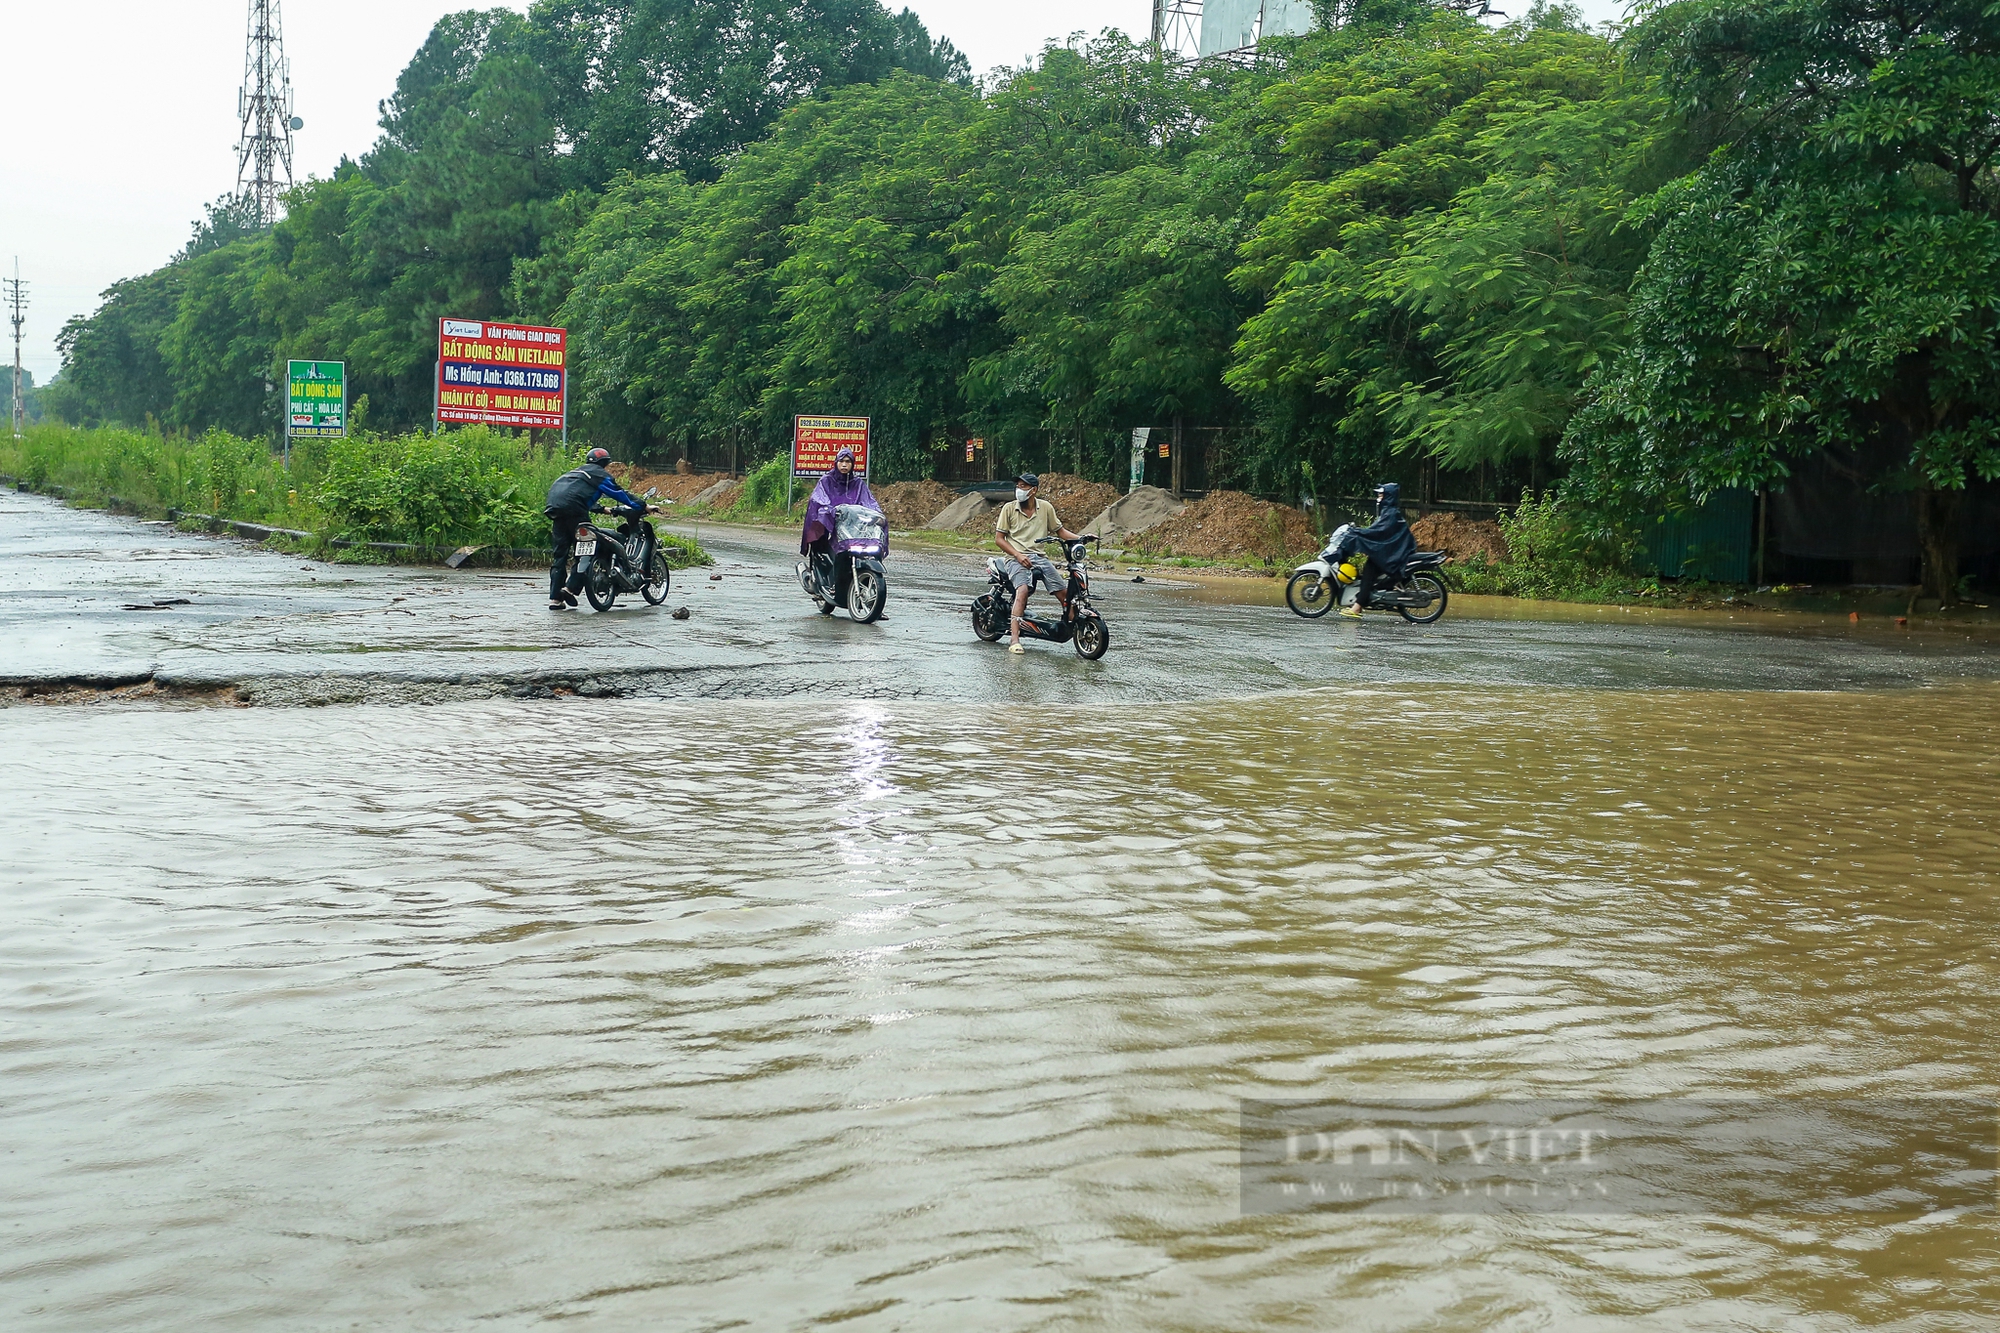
[1034,474,1120,531]
[611,465,731,504]
[1411,510,1508,565]
[1128,490,1316,562]
[875,479,959,529]
[955,473,1120,537]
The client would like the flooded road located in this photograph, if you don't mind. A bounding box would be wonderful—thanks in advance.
[5,680,1997,1329]
[4,487,1999,703]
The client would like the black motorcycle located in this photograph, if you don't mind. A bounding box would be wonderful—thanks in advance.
[571,500,671,611]
[799,503,888,623]
[971,536,1110,659]
[1285,522,1450,624]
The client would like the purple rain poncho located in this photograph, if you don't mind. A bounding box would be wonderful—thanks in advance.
[800,449,880,553]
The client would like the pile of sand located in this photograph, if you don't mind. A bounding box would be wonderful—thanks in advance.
[954,473,1119,537]
[688,479,741,511]
[875,479,959,529]
[1085,485,1184,542]
[1411,510,1508,564]
[921,492,990,530]
[1128,490,1317,561]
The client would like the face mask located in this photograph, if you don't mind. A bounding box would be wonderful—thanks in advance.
[1015,488,1031,503]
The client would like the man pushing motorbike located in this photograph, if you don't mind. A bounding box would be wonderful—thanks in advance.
[994,473,1084,653]
[543,447,652,610]
[1335,482,1416,618]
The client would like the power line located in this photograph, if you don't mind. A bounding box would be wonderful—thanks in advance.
[235,0,297,227]
[5,260,24,440]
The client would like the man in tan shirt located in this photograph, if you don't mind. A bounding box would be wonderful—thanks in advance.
[994,472,1083,653]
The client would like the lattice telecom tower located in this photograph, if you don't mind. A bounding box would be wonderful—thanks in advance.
[235,0,298,226]
[1152,0,1205,58]
[5,260,24,440]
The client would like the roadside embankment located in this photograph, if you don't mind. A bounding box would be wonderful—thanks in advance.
[1,424,713,570]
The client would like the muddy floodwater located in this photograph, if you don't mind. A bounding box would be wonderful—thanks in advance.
[4,678,1996,1330]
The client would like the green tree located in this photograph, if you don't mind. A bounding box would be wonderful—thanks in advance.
[51,0,965,437]
[1227,9,1634,495]
[529,1,968,185]
[1567,0,2000,603]
[1370,76,1673,473]
[953,34,1238,476]
[46,266,183,427]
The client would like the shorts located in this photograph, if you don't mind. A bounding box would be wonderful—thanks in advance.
[1008,553,1064,594]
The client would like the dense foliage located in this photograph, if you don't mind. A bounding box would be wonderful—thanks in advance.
[1565,0,2000,600]
[42,0,2000,596]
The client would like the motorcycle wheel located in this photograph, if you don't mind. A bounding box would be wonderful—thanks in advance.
[1285,569,1338,618]
[1072,613,1110,660]
[641,551,671,605]
[850,569,887,624]
[972,594,1006,642]
[1397,571,1449,624]
[586,573,618,612]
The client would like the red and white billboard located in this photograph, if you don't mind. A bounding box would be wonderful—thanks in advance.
[437,318,567,429]
[792,415,870,477]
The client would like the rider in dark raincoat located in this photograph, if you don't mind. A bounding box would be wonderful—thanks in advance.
[800,447,879,555]
[1337,482,1415,616]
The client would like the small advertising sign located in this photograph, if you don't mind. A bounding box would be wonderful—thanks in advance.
[792,415,870,477]
[286,360,345,438]
[436,318,567,429]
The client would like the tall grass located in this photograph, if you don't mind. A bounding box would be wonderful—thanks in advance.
[0,423,710,566]
[707,452,805,523]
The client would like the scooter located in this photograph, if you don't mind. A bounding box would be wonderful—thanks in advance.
[798,503,888,623]
[1285,522,1451,624]
[571,491,671,611]
[971,536,1110,659]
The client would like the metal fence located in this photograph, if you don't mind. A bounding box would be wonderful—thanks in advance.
[1638,489,1754,583]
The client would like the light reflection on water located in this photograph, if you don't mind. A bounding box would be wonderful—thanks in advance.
[2,683,1996,1330]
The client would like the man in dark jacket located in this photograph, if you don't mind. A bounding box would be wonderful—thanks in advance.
[1336,482,1416,618]
[543,448,648,609]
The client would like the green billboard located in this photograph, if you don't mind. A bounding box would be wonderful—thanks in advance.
[286,360,346,438]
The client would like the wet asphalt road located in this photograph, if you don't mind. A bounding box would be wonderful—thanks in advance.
[1,489,1994,704]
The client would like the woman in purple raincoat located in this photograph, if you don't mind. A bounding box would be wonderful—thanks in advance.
[800,447,879,555]
[797,446,890,620]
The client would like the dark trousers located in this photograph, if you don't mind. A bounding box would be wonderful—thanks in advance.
[548,508,587,601]
[1357,559,1387,609]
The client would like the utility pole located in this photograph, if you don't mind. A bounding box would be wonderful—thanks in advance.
[235,0,297,226]
[5,260,25,440]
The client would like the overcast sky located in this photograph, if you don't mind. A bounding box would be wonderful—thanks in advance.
[1,0,1630,382]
